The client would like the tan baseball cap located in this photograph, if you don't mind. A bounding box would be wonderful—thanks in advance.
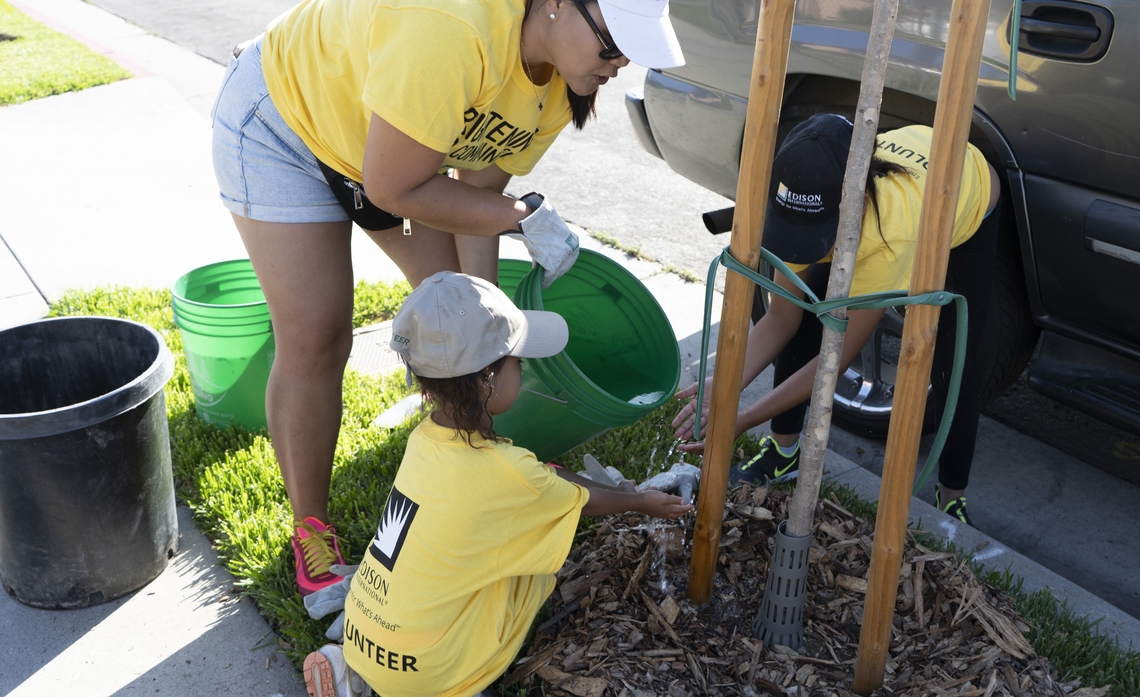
[390,272,569,379]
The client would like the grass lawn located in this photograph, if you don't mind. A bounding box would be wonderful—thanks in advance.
[45,284,1140,695]
[45,281,711,666]
[0,0,131,106]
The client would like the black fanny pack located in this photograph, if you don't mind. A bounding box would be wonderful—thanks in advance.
[227,41,400,232]
[316,160,404,232]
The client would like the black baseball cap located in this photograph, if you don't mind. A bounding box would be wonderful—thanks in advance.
[762,114,854,264]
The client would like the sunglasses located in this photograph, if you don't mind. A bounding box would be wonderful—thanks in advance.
[570,0,624,60]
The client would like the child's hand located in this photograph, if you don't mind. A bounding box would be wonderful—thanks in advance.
[639,490,693,519]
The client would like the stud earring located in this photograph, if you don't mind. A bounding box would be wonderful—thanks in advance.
[550,12,557,19]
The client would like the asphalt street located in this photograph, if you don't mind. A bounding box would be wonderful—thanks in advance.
[85,0,1139,622]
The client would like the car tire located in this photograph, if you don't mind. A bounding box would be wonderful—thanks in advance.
[752,202,1038,439]
[973,202,1040,406]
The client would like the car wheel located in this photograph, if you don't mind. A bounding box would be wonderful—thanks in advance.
[751,203,1038,439]
[829,307,937,437]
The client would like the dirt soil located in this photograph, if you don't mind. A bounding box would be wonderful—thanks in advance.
[504,483,1110,697]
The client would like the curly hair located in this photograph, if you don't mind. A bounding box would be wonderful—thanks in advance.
[415,356,509,447]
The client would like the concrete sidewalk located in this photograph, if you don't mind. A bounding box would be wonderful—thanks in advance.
[0,0,1136,695]
[0,0,400,318]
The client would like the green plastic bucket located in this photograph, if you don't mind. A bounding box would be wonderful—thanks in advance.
[171,259,274,430]
[493,249,680,462]
[497,258,532,299]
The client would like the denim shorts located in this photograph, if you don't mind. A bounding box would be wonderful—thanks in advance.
[210,36,349,224]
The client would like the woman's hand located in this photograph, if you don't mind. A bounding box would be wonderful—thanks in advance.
[637,490,693,519]
[674,409,752,454]
[504,192,579,287]
[671,378,712,442]
[676,439,705,454]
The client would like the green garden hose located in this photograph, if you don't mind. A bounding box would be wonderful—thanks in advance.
[694,246,968,495]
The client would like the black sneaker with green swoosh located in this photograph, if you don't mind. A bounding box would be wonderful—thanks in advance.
[935,485,974,527]
[729,435,800,486]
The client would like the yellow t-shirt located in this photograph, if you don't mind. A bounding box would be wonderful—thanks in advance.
[784,126,991,296]
[261,0,572,181]
[343,417,588,697]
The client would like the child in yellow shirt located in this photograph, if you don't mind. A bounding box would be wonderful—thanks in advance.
[304,272,692,697]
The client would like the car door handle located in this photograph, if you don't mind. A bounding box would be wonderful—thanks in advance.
[1084,200,1140,267]
[1020,17,1099,42]
[1013,0,1113,62]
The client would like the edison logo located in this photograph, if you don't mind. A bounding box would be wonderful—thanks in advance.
[776,182,790,203]
[369,487,419,571]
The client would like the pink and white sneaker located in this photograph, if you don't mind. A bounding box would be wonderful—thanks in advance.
[303,644,372,697]
[292,516,346,597]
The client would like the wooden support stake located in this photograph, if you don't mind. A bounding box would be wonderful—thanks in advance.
[852,0,992,690]
[686,0,797,604]
[785,0,901,540]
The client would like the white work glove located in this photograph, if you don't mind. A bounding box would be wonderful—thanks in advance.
[505,192,579,288]
[303,564,358,641]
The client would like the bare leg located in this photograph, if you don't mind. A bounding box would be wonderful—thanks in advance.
[236,208,504,522]
[365,220,500,285]
[363,220,463,288]
[454,232,500,284]
[233,214,354,523]
[938,486,966,504]
[372,164,511,285]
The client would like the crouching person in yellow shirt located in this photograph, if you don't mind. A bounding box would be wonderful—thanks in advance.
[303,272,693,697]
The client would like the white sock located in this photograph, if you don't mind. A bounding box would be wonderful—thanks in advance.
[775,439,800,457]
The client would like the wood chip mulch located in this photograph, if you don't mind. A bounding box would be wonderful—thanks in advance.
[505,482,1111,697]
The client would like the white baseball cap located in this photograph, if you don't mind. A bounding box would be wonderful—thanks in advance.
[390,272,569,379]
[598,0,685,69]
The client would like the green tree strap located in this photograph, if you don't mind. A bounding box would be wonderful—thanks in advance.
[695,246,969,495]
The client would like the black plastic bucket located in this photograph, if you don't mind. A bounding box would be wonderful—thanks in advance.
[0,317,177,609]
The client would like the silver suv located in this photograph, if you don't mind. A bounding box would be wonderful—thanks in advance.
[627,0,1140,436]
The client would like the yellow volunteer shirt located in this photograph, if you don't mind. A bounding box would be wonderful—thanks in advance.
[784,126,991,296]
[344,417,588,697]
[261,0,572,181]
